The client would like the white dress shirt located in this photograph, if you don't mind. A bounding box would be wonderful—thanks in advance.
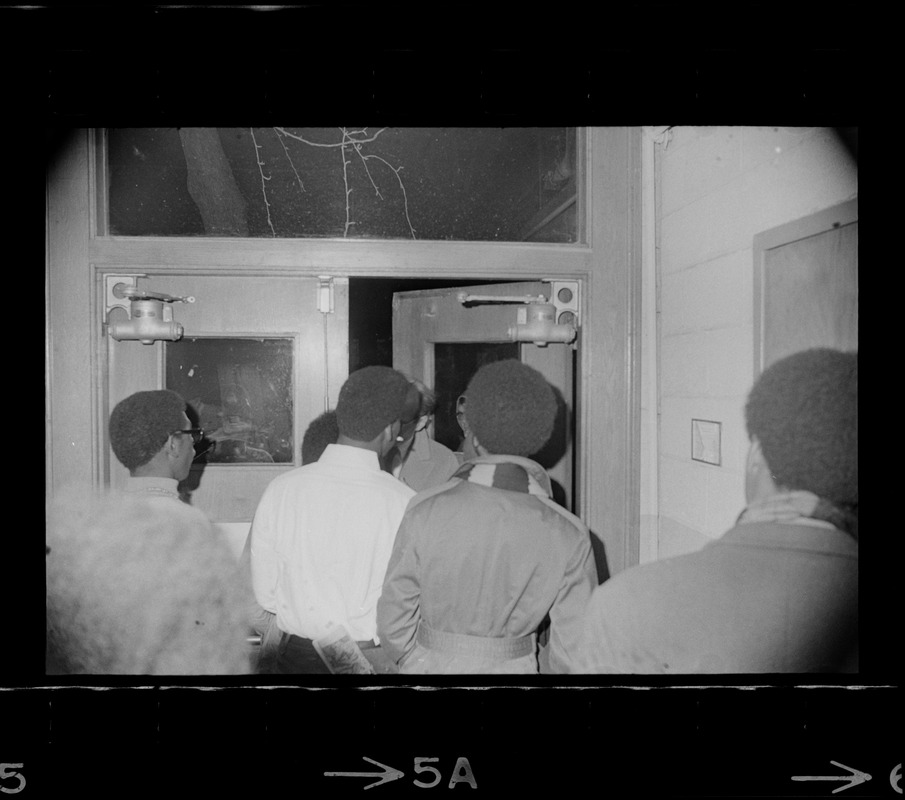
[250,443,415,642]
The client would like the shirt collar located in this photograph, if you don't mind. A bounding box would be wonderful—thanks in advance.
[123,476,181,499]
[318,443,382,471]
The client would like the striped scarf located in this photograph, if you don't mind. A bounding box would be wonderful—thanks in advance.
[452,455,552,498]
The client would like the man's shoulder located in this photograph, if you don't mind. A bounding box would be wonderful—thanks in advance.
[426,437,460,465]
[264,461,414,499]
[531,495,589,535]
[587,542,722,618]
[260,464,314,490]
[404,477,463,512]
[373,469,417,499]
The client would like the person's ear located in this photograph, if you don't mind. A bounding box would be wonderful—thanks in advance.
[745,437,779,501]
[390,420,403,443]
[376,421,400,454]
[747,438,771,475]
[165,433,180,457]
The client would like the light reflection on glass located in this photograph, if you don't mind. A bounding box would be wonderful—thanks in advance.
[166,337,293,464]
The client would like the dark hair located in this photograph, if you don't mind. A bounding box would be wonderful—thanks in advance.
[335,366,419,442]
[745,348,857,507]
[301,410,340,465]
[465,359,556,456]
[109,390,187,471]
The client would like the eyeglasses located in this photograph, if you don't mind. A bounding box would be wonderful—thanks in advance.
[172,428,205,445]
[456,395,469,434]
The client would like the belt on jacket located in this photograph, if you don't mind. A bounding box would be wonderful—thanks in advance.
[283,632,378,650]
[415,622,536,659]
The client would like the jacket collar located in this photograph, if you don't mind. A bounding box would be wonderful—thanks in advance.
[720,520,858,557]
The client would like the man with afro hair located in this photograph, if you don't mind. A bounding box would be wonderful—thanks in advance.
[377,359,601,674]
[571,348,858,673]
[300,409,340,466]
[45,390,252,675]
[250,366,421,674]
[109,389,201,501]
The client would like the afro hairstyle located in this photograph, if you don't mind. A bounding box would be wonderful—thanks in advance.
[464,359,556,457]
[46,485,251,675]
[109,390,188,472]
[745,348,857,508]
[301,410,340,465]
[335,366,420,442]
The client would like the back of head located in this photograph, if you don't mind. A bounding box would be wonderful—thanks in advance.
[301,410,340,464]
[109,390,187,471]
[465,359,556,457]
[46,485,252,675]
[335,366,420,442]
[745,348,857,508]
[395,379,438,449]
[412,379,438,417]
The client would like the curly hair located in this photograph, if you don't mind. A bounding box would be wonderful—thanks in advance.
[335,366,420,442]
[46,485,252,675]
[465,359,556,457]
[301,410,340,465]
[109,390,188,472]
[745,348,857,508]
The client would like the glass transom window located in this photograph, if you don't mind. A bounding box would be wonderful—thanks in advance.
[106,127,578,242]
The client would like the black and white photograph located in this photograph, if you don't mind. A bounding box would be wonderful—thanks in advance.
[2,3,891,797]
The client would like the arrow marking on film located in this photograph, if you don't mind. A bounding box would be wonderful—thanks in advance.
[325,756,404,790]
[792,761,872,794]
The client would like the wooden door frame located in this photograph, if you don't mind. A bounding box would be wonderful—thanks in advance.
[47,127,642,572]
[753,197,858,377]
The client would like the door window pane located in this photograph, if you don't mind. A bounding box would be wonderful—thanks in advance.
[107,127,578,242]
[165,338,294,464]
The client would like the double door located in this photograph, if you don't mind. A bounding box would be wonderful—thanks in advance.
[105,275,579,547]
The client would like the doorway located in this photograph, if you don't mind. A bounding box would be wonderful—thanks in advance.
[350,278,500,373]
[351,277,579,511]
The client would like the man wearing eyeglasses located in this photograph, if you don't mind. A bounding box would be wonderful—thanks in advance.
[44,389,252,675]
[109,389,204,505]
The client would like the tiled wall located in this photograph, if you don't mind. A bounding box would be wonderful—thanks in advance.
[652,127,857,558]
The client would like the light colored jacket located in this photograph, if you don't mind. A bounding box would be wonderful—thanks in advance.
[377,455,600,674]
[397,429,461,493]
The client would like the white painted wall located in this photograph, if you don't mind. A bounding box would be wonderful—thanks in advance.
[650,126,857,559]
[214,522,251,563]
